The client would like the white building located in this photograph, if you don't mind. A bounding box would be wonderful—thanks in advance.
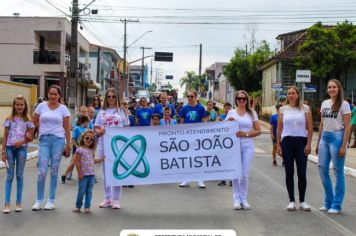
[0,16,99,106]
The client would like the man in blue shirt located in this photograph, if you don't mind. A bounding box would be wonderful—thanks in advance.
[136,97,154,126]
[178,90,207,188]
[153,93,176,118]
[219,102,232,121]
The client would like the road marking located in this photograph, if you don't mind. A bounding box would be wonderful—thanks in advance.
[254,147,266,153]
[251,165,355,236]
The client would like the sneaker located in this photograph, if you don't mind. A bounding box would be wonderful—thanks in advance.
[32,202,42,211]
[179,182,190,187]
[44,202,55,210]
[218,180,226,186]
[15,205,23,212]
[112,200,121,209]
[319,206,329,211]
[241,200,250,210]
[198,181,206,188]
[300,202,311,211]
[67,173,73,180]
[61,175,66,184]
[233,201,242,210]
[273,160,277,166]
[2,206,10,214]
[98,199,112,208]
[287,202,296,211]
[327,209,341,214]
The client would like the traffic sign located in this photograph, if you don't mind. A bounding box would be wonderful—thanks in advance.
[154,52,173,62]
[296,70,311,83]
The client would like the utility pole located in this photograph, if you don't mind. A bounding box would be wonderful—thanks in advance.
[69,0,97,108]
[140,47,152,88]
[121,18,139,97]
[150,59,153,87]
[199,43,202,77]
[69,0,79,109]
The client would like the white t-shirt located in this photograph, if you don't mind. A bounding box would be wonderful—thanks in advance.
[35,102,70,138]
[321,99,351,132]
[94,108,130,156]
[280,104,310,140]
[225,109,258,143]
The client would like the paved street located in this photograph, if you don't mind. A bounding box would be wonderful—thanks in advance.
[0,132,355,236]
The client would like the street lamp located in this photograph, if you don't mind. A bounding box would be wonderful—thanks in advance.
[127,30,153,49]
[124,30,153,95]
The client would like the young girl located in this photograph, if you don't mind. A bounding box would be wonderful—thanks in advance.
[2,95,34,213]
[62,115,90,183]
[159,107,177,126]
[72,130,103,214]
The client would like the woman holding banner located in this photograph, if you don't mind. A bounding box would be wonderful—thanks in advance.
[226,90,261,210]
[95,88,129,209]
[178,90,207,188]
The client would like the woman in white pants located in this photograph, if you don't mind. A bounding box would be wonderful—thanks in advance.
[226,90,261,210]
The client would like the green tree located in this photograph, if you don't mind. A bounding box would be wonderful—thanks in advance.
[296,21,356,80]
[223,40,273,92]
[149,83,157,92]
[180,71,200,94]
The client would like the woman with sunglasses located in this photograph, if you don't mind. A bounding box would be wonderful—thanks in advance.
[32,85,71,211]
[276,86,313,211]
[178,90,207,188]
[94,88,129,209]
[226,90,261,210]
[316,79,351,214]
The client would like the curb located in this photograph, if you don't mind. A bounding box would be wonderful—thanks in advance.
[308,154,356,178]
[0,150,38,169]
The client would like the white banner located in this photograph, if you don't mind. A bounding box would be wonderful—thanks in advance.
[103,121,241,186]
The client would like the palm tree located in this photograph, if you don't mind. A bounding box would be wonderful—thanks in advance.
[180,71,199,94]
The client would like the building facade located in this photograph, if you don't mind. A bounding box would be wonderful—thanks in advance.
[0,16,99,107]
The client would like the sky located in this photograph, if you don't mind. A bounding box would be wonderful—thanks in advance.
[1,0,355,96]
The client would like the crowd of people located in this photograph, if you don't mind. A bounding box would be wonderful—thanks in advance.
[0,79,353,215]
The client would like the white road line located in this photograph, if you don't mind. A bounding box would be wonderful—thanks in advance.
[251,165,355,236]
[254,147,266,153]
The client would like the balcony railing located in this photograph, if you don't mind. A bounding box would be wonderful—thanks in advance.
[33,50,60,64]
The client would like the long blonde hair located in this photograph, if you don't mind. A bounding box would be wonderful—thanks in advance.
[10,95,31,121]
[235,90,254,118]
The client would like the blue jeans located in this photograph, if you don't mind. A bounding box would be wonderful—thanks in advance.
[76,175,95,209]
[5,146,27,205]
[36,134,65,204]
[318,130,346,211]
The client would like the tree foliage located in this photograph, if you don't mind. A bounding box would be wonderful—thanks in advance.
[296,21,356,80]
[223,40,273,92]
[180,71,199,94]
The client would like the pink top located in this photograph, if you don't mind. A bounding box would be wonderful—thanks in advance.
[76,147,95,176]
[3,117,34,147]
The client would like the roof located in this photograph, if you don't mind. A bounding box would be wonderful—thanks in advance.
[89,44,121,60]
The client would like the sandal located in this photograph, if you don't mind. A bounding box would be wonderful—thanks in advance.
[72,208,81,213]
[84,208,91,214]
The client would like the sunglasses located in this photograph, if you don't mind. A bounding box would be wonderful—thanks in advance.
[107,95,116,99]
[85,137,94,142]
[236,97,247,102]
[187,95,195,98]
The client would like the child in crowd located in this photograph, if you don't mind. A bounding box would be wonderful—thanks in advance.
[2,95,34,213]
[151,114,161,126]
[160,107,177,126]
[62,115,90,183]
[72,130,103,214]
